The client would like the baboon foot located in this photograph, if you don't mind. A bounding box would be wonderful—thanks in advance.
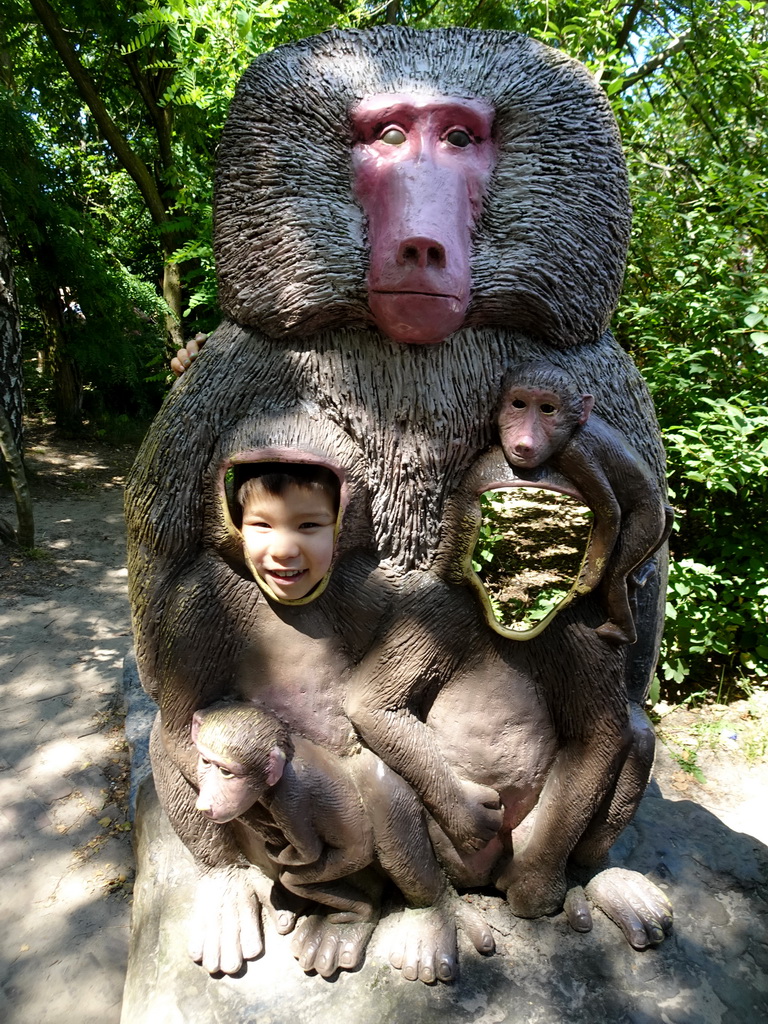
[564,884,593,933]
[388,894,495,984]
[256,879,304,936]
[290,913,376,977]
[388,902,459,983]
[497,856,567,919]
[585,867,673,950]
[595,620,636,646]
[188,865,266,975]
[456,898,495,957]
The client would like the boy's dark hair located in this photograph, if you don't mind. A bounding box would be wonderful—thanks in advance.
[234,462,340,520]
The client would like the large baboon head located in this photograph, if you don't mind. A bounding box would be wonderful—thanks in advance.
[215,27,630,349]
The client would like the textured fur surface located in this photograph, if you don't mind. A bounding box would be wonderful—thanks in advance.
[215,27,630,349]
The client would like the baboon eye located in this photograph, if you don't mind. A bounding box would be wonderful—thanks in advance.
[380,127,406,146]
[218,767,235,779]
[541,403,557,414]
[446,129,472,148]
[511,399,527,409]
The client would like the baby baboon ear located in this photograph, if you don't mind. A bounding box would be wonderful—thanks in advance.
[190,711,204,745]
[266,745,287,787]
[579,394,595,426]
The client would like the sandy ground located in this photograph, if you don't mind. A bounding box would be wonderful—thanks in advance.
[0,423,135,1024]
[1,421,767,1023]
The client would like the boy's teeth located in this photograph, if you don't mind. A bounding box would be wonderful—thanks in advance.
[273,570,301,577]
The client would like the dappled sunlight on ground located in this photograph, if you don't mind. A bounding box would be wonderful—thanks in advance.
[0,423,137,1024]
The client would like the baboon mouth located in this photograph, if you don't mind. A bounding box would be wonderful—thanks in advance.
[373,289,460,300]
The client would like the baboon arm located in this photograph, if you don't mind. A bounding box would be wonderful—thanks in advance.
[270,800,324,867]
[553,441,621,592]
[347,680,501,853]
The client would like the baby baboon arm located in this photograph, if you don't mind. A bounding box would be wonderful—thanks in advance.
[552,436,621,593]
[270,782,324,866]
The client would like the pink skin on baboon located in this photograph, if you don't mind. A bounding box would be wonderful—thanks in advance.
[351,94,496,345]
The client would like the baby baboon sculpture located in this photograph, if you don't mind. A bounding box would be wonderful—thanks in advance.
[498,361,675,644]
[192,701,445,926]
[127,26,673,984]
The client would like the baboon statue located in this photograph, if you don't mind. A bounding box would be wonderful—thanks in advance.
[126,26,673,984]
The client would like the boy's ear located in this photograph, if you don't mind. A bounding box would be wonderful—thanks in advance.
[266,745,287,787]
[579,394,595,425]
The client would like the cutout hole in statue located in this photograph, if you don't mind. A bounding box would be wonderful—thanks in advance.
[471,486,593,636]
[224,461,343,605]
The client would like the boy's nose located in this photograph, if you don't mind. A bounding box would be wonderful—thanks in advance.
[268,531,301,561]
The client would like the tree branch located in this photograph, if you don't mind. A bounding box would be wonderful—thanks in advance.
[28,0,169,230]
[122,52,175,177]
[615,0,646,55]
[618,30,691,92]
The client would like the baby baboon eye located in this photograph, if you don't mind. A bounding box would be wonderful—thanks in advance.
[446,129,472,148]
[218,767,235,779]
[380,127,406,146]
[511,399,527,409]
[541,403,557,414]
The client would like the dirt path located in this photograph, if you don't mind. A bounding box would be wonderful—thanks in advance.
[1,423,767,1022]
[0,423,136,1024]
[651,692,768,845]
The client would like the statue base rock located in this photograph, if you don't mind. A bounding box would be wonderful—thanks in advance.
[121,768,768,1023]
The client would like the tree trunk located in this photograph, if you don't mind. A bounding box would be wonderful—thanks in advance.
[37,286,83,434]
[0,202,24,455]
[0,404,34,548]
[0,206,34,547]
[52,351,83,434]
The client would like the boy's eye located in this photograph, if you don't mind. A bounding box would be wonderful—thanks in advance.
[299,522,321,530]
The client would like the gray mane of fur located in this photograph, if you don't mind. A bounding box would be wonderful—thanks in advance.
[214,27,631,350]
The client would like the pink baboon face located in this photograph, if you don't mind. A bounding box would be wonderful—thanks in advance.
[351,94,496,345]
[194,741,264,823]
[499,386,593,469]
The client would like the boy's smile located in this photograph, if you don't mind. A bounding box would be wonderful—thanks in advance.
[240,484,337,601]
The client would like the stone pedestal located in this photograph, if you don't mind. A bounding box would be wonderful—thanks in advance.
[121,769,768,1024]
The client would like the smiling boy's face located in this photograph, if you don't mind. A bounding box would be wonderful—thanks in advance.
[240,482,337,600]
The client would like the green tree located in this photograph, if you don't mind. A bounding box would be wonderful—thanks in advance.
[2,1,355,427]
[0,85,168,432]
